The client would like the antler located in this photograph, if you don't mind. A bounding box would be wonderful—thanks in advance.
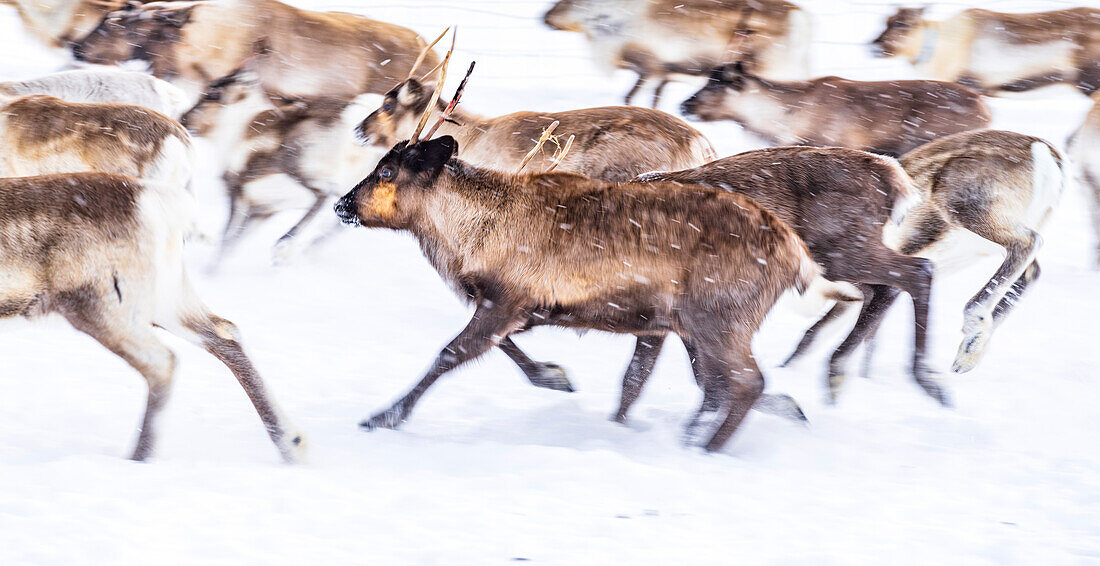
[409,28,456,143]
[407,27,450,80]
[516,121,559,173]
[423,61,476,140]
[545,134,575,173]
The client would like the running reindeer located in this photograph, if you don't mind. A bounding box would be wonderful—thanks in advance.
[614,146,940,417]
[785,130,1068,382]
[681,62,991,157]
[0,172,305,462]
[335,68,852,450]
[1068,93,1100,267]
[355,32,737,395]
[543,0,811,106]
[180,53,391,266]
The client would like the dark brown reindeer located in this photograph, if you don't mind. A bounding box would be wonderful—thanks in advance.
[681,62,992,157]
[610,146,941,421]
[785,130,1068,384]
[334,133,844,450]
[0,172,305,462]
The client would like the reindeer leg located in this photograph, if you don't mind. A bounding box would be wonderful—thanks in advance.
[651,78,670,108]
[952,230,1041,374]
[59,291,177,461]
[624,73,648,106]
[361,299,527,431]
[856,286,900,379]
[611,334,667,424]
[272,186,328,265]
[696,337,764,453]
[497,336,574,392]
[990,260,1041,327]
[781,293,863,367]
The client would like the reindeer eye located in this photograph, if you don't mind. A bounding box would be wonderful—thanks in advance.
[382,99,395,112]
[379,167,394,180]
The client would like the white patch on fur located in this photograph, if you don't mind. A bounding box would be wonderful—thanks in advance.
[633,170,668,182]
[1027,141,1066,230]
[914,227,1002,275]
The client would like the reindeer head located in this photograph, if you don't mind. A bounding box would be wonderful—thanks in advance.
[179,67,266,134]
[335,136,459,229]
[870,7,925,59]
[355,79,438,148]
[680,62,755,122]
[72,1,199,65]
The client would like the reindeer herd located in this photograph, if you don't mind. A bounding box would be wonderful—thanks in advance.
[0,0,1096,462]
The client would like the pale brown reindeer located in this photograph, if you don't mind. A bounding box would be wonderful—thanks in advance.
[785,130,1069,384]
[71,0,440,101]
[681,62,992,157]
[0,95,192,188]
[871,7,1100,95]
[543,0,811,106]
[181,68,386,267]
[334,129,838,451]
[0,172,305,462]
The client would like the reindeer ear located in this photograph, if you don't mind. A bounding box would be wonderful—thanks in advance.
[397,81,421,106]
[407,136,458,172]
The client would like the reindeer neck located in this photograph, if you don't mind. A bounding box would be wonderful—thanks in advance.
[407,160,520,285]
[419,96,490,147]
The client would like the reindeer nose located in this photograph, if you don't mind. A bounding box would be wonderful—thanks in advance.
[334,195,356,224]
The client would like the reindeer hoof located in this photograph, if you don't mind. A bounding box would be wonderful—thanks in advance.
[359,409,406,431]
[610,411,628,425]
[681,409,722,447]
[276,429,308,464]
[271,238,298,266]
[527,362,575,392]
[825,369,846,405]
[753,393,809,424]
[951,331,990,374]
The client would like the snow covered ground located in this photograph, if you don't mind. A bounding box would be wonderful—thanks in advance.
[1,0,1098,564]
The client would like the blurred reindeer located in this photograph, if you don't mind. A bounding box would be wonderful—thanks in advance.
[0,68,190,118]
[543,0,810,107]
[871,7,1100,95]
[786,130,1069,382]
[0,172,305,462]
[1068,93,1100,267]
[681,61,991,157]
[181,59,386,267]
[71,0,440,101]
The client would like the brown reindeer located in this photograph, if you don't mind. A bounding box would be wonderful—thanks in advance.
[0,172,305,462]
[333,132,845,451]
[786,130,1068,384]
[871,7,1100,95]
[681,62,992,157]
[71,0,440,101]
[543,0,810,106]
[1068,93,1100,267]
[616,146,941,415]
[356,57,720,395]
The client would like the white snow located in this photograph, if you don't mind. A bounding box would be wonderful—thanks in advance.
[1,0,1098,564]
